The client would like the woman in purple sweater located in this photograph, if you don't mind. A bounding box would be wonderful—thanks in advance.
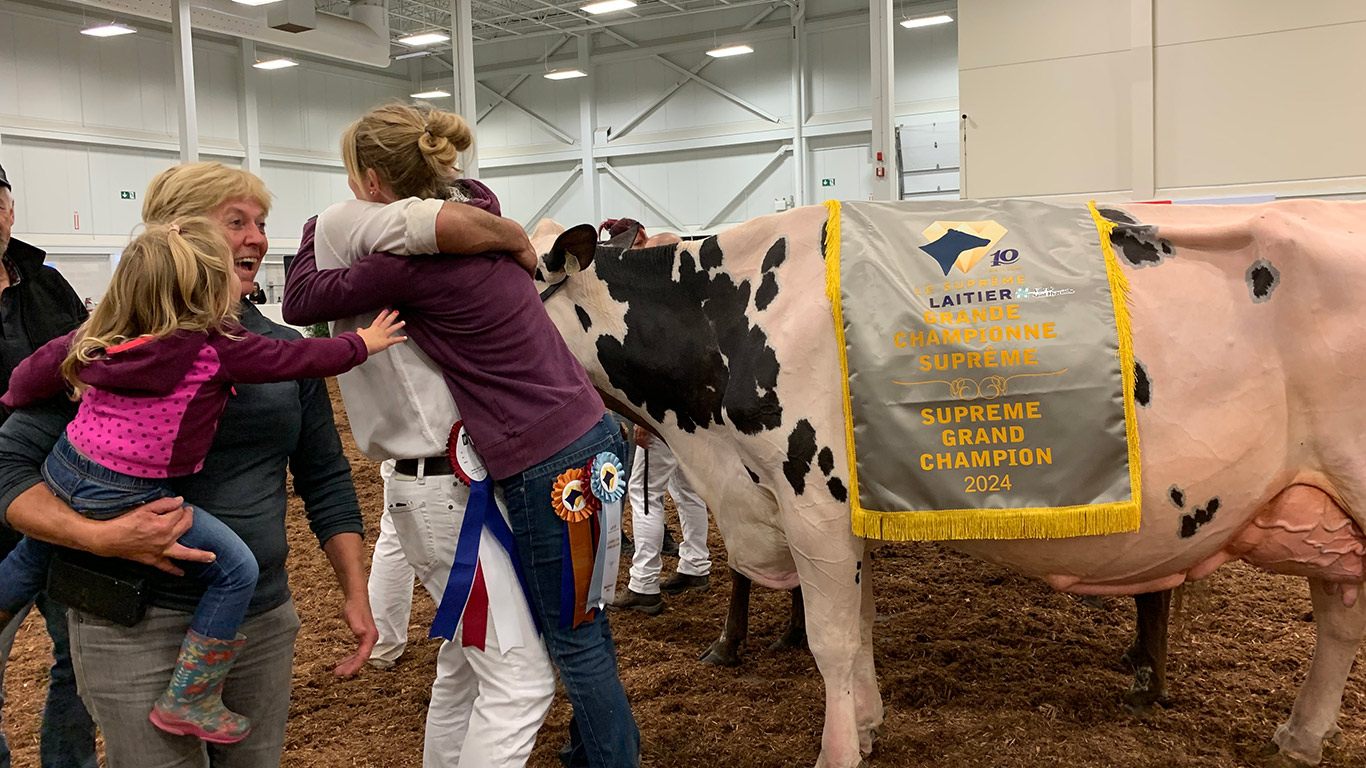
[284,104,639,768]
[0,218,403,745]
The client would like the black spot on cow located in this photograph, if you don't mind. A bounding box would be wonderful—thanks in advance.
[1134,360,1152,407]
[1168,485,1185,509]
[1097,207,1139,226]
[818,447,834,476]
[534,267,546,283]
[855,559,862,585]
[782,420,818,496]
[761,238,787,272]
[1179,497,1220,539]
[745,465,760,484]
[755,274,779,311]
[819,220,830,262]
[828,477,848,503]
[1247,258,1280,303]
[593,237,783,436]
[574,304,592,332]
[1110,225,1174,268]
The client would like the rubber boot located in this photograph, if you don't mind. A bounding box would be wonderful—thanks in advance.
[148,630,252,744]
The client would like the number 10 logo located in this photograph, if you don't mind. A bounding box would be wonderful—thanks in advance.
[990,248,1020,267]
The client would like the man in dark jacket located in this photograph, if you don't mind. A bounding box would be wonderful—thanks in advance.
[0,163,96,768]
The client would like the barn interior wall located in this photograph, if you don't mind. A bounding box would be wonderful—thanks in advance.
[959,0,1366,202]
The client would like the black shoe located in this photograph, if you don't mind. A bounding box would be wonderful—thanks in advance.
[660,571,710,594]
[610,588,663,616]
[621,531,634,556]
[661,529,679,557]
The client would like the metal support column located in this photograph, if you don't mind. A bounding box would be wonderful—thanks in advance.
[578,34,600,226]
[869,0,895,201]
[238,40,261,176]
[791,0,807,204]
[172,0,199,162]
[451,0,479,176]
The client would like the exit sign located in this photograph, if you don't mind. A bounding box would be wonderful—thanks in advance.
[821,178,834,187]
[120,191,136,200]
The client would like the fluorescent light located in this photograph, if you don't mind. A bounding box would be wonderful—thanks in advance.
[705,44,753,58]
[581,0,635,13]
[397,32,450,47]
[410,89,451,99]
[253,58,298,70]
[544,69,587,80]
[393,51,432,61]
[81,23,136,37]
[900,14,953,28]
[231,0,284,5]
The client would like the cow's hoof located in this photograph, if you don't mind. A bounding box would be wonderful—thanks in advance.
[858,725,882,756]
[1260,742,1316,768]
[768,629,808,652]
[699,641,743,667]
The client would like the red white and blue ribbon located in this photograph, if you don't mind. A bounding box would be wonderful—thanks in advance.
[586,452,625,611]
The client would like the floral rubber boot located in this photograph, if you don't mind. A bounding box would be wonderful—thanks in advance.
[148,630,252,744]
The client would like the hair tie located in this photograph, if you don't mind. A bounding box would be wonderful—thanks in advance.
[168,222,181,234]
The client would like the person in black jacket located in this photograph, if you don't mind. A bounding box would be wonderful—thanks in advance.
[0,162,96,768]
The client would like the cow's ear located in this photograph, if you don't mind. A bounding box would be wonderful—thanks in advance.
[547,224,598,274]
[604,226,638,251]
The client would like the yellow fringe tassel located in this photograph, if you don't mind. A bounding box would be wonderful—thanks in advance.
[827,200,1144,542]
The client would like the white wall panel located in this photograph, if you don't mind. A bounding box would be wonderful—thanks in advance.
[809,134,874,205]
[480,163,591,230]
[257,163,352,246]
[42,254,111,306]
[7,139,94,236]
[894,23,958,105]
[807,26,870,115]
[1155,0,1366,46]
[958,0,1128,70]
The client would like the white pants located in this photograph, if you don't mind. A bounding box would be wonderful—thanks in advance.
[369,462,416,664]
[382,465,555,768]
[626,438,711,595]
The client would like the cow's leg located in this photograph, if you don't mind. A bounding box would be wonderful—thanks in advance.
[769,586,808,652]
[789,517,865,768]
[852,551,884,756]
[1122,589,1172,714]
[699,568,751,667]
[1266,577,1366,766]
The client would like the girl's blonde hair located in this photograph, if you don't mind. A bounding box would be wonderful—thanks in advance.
[62,218,241,390]
[342,104,473,200]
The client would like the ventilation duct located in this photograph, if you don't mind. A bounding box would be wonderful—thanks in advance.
[67,0,393,69]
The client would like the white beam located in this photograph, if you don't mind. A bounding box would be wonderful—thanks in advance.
[452,0,479,176]
[1130,0,1155,200]
[868,0,895,200]
[171,0,199,163]
[237,40,261,176]
[578,36,601,225]
[475,83,575,145]
[598,162,688,233]
[610,58,714,142]
[523,165,583,229]
[791,0,807,205]
[704,144,792,228]
[650,56,782,124]
[476,35,573,124]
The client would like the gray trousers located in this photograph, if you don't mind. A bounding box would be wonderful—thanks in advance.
[69,600,301,768]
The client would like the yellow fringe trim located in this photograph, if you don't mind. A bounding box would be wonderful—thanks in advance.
[827,200,1144,541]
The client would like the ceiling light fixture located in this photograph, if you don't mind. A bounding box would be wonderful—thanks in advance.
[544,69,587,80]
[899,14,953,28]
[705,44,753,58]
[81,23,136,37]
[581,0,635,13]
[231,0,285,6]
[253,57,298,70]
[397,32,450,47]
[411,89,452,99]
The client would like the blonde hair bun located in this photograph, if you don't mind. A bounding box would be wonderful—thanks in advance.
[343,104,474,200]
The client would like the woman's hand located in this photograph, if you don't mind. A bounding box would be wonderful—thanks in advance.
[356,310,408,355]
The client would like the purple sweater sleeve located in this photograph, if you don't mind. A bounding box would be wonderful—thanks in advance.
[282,218,423,326]
[1,332,76,409]
[212,330,369,384]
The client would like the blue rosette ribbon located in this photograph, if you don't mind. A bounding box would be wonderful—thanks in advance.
[585,451,626,611]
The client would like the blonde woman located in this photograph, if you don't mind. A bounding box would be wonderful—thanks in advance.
[284,104,639,768]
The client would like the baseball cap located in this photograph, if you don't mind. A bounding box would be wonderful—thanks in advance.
[0,164,9,191]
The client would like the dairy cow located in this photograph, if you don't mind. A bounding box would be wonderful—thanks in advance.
[531,200,1366,768]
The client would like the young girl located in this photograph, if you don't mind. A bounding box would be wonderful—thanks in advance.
[0,217,404,745]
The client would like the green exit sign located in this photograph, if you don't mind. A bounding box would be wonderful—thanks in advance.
[120,191,136,200]
[821,178,834,187]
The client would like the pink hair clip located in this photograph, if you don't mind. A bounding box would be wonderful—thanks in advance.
[168,222,181,233]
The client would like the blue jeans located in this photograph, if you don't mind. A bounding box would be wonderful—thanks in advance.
[0,593,97,768]
[0,434,259,640]
[498,415,639,768]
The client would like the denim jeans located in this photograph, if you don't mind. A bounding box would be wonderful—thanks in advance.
[498,415,639,768]
[0,594,97,768]
[9,434,261,640]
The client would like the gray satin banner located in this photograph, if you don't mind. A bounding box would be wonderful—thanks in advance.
[830,200,1139,541]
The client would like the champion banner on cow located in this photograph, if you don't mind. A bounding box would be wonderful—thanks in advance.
[825,199,1141,541]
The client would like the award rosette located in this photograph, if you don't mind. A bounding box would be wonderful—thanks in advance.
[553,467,599,628]
[430,422,539,648]
[586,452,625,610]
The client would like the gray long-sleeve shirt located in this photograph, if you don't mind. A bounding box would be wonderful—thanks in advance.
[0,302,363,617]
